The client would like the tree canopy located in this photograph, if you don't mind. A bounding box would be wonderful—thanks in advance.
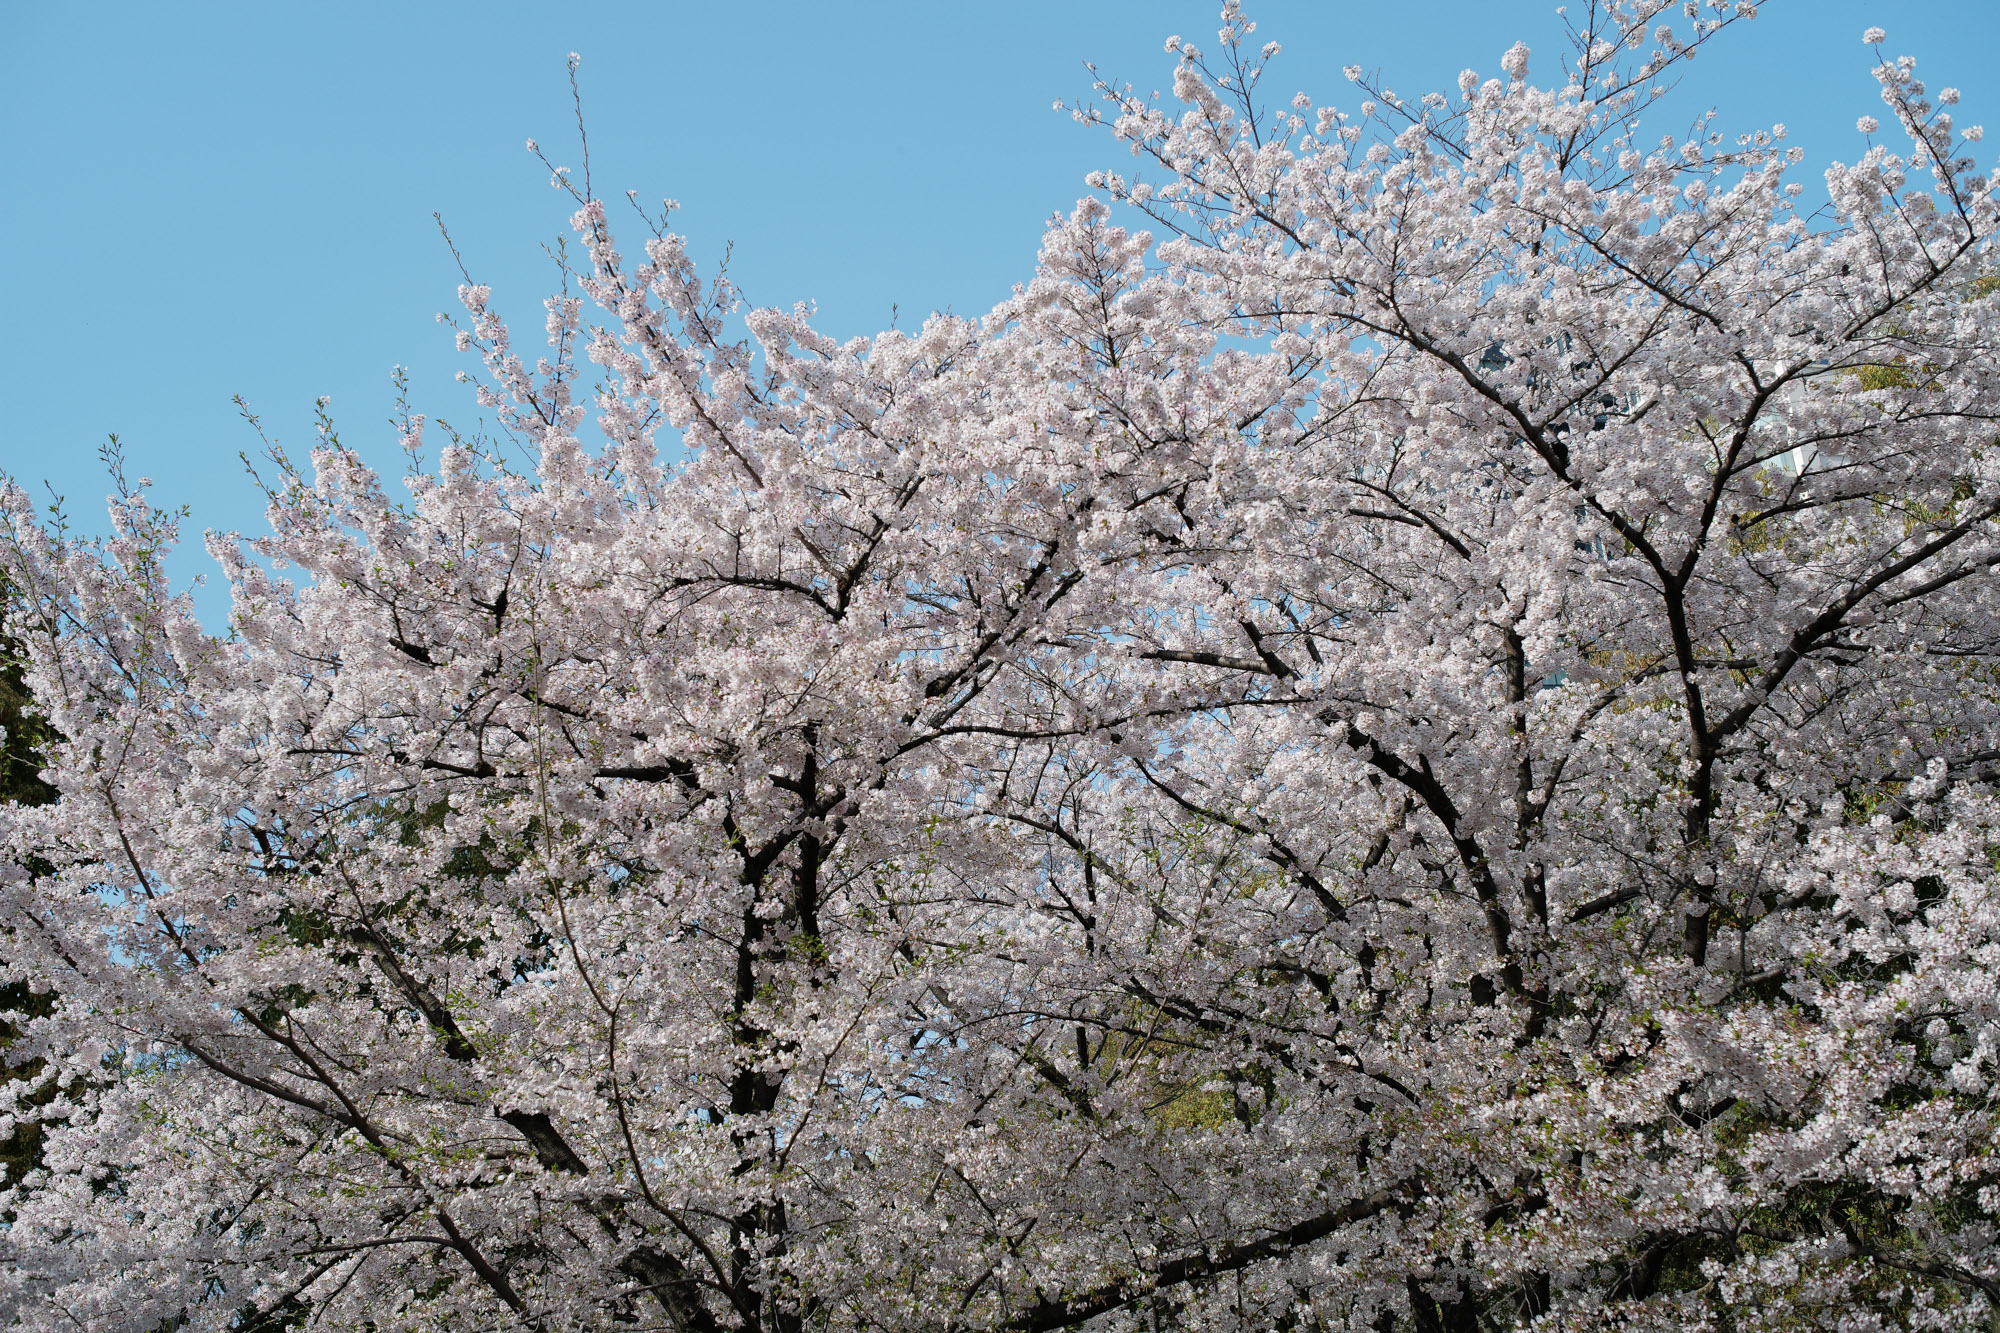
[3,3,1998,1329]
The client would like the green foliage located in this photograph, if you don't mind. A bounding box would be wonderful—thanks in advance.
[0,593,52,809]
[0,587,56,1202]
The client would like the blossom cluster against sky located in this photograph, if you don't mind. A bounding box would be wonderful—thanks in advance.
[3,0,1995,626]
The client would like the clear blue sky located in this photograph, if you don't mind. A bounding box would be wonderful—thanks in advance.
[3,1,1995,625]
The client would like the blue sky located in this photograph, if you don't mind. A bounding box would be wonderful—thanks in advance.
[3,1,1995,625]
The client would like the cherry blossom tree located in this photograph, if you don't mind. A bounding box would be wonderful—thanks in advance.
[0,582,57,1203]
[3,3,1998,1329]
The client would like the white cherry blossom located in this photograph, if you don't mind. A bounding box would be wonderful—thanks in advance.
[2,4,1996,1330]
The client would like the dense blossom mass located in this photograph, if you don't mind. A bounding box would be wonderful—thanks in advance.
[3,2,1999,1328]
